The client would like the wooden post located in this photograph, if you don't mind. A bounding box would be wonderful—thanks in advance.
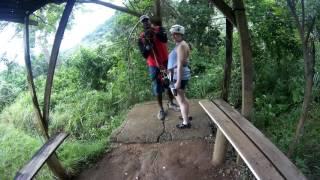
[232,0,254,165]
[212,129,228,165]
[24,15,68,179]
[24,15,49,139]
[154,0,161,18]
[153,0,162,25]
[43,0,76,130]
[42,0,76,178]
[232,0,253,120]
[221,19,233,101]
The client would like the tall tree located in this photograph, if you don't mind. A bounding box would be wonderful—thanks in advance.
[286,0,319,157]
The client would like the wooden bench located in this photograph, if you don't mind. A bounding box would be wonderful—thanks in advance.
[14,132,69,180]
[199,99,306,180]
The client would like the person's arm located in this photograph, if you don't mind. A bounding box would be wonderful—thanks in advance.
[175,42,188,89]
[138,36,151,59]
[155,26,168,43]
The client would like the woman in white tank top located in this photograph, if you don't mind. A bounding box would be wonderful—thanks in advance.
[169,24,192,129]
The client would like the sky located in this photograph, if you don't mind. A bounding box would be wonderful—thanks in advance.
[0,0,123,66]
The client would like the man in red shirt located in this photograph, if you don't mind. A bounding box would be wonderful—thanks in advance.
[138,15,179,120]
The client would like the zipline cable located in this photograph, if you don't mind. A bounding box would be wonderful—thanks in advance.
[126,19,140,103]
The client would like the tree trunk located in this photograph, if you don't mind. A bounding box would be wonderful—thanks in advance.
[221,19,233,102]
[288,42,315,157]
[286,0,316,157]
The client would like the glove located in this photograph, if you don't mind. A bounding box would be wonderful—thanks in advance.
[145,43,153,51]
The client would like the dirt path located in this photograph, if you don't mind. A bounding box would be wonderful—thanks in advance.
[73,100,242,180]
[75,140,241,180]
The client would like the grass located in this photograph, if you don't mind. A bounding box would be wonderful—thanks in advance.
[0,95,127,179]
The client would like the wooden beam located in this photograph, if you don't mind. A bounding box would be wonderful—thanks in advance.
[1,14,38,25]
[232,0,253,120]
[221,19,233,101]
[209,0,236,26]
[23,15,48,138]
[79,0,141,17]
[43,0,75,131]
[14,132,69,180]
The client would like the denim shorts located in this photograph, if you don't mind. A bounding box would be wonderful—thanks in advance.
[149,66,165,96]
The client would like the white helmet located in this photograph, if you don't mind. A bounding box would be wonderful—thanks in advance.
[139,15,150,22]
[170,24,185,35]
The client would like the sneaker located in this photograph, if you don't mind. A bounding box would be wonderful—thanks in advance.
[167,102,180,112]
[179,116,193,121]
[157,110,166,120]
[176,123,191,129]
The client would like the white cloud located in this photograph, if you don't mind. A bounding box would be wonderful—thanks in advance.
[0,0,124,66]
[61,3,117,50]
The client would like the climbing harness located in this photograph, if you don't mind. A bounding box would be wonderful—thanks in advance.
[151,47,170,88]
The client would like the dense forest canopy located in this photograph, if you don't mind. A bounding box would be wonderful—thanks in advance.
[0,0,320,179]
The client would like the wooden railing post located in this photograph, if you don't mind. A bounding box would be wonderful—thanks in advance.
[43,0,75,131]
[232,0,253,120]
[221,19,233,102]
[42,0,76,178]
[24,15,49,139]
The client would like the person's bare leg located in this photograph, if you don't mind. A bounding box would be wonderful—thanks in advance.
[176,89,189,125]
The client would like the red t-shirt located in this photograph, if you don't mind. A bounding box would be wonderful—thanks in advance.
[139,26,168,68]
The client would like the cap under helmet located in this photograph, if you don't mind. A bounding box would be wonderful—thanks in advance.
[170,24,185,35]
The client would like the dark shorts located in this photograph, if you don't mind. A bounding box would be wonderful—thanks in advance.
[173,79,189,90]
[149,66,168,96]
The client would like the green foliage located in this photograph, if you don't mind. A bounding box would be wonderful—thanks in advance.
[1,0,320,179]
[0,62,27,111]
[0,124,52,179]
[69,46,116,90]
[31,53,49,78]
[176,0,223,51]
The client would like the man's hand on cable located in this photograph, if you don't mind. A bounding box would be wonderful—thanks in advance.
[145,42,153,51]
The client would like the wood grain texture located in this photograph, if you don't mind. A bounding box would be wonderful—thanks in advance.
[14,132,68,180]
[199,100,283,180]
[214,99,307,180]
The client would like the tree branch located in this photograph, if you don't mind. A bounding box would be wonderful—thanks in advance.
[287,0,303,39]
[78,0,142,17]
[209,0,236,26]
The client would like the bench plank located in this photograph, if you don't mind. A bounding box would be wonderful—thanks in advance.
[14,132,68,180]
[213,99,307,180]
[199,100,283,180]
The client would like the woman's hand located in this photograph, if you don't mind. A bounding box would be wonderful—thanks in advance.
[175,81,181,89]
